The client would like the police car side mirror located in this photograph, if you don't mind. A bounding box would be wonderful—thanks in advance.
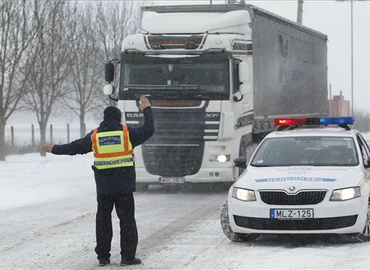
[365,157,370,169]
[234,156,247,168]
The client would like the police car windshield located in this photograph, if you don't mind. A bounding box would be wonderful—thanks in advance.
[250,136,359,167]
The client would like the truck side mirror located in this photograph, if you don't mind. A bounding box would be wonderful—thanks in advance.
[238,62,249,83]
[238,62,251,96]
[105,62,115,83]
[103,84,114,96]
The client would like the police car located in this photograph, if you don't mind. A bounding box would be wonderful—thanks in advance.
[221,117,370,242]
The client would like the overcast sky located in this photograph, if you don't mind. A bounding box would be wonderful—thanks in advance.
[152,0,370,112]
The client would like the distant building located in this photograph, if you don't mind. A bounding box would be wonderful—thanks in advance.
[328,91,350,117]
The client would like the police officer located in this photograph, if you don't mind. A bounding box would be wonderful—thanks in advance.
[41,95,154,267]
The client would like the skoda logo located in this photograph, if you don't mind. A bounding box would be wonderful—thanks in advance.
[289,186,296,192]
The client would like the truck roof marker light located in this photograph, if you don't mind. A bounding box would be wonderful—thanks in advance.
[319,117,354,125]
[274,118,306,126]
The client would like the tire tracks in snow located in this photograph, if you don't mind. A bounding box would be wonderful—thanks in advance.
[136,192,226,267]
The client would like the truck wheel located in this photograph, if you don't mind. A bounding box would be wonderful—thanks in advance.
[220,200,257,242]
[136,183,149,192]
[238,141,259,176]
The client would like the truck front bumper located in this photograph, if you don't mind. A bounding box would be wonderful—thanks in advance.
[136,166,235,184]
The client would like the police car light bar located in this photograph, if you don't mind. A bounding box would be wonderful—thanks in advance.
[319,117,354,125]
[274,118,306,126]
[274,117,354,127]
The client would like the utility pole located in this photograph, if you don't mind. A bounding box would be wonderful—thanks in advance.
[297,0,304,25]
[350,0,354,115]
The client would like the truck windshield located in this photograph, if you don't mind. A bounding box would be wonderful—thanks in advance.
[119,54,229,100]
[250,136,359,167]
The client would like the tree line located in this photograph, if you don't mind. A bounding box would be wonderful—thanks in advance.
[2,0,369,161]
[0,0,147,160]
[353,110,370,133]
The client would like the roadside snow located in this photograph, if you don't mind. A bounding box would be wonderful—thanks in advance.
[0,153,95,210]
[2,151,370,269]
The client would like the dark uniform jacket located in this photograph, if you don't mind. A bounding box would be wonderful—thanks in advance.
[52,107,154,194]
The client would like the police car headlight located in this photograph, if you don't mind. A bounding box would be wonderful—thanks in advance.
[232,187,256,201]
[209,154,230,163]
[330,187,361,201]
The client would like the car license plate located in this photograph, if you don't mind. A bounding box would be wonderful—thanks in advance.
[270,209,314,219]
[158,177,185,184]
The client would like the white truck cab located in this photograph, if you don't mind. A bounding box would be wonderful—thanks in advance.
[103,4,328,190]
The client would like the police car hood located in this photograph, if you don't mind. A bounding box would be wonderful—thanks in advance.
[235,166,363,191]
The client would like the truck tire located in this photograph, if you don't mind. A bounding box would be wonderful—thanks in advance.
[238,141,259,176]
[220,200,257,242]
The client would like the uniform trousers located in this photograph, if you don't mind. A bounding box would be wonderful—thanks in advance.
[94,193,138,261]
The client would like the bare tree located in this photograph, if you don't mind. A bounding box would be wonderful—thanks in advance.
[59,1,143,136]
[94,1,142,63]
[86,1,143,120]
[354,110,370,133]
[0,0,33,161]
[23,0,71,156]
[61,3,106,137]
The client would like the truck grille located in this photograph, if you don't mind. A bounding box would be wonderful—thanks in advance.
[259,191,327,205]
[143,144,203,177]
[139,107,219,177]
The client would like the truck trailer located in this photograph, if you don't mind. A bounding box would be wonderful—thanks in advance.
[103,4,328,190]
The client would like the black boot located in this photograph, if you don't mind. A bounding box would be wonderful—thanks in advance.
[99,258,110,266]
[120,257,142,266]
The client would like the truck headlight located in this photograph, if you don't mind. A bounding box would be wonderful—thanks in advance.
[232,187,256,201]
[209,154,230,163]
[330,187,361,201]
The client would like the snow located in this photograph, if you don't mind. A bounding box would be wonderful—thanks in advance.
[2,146,370,269]
[0,153,95,210]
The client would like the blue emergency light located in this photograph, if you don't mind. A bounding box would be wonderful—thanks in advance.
[319,117,354,125]
[274,117,355,127]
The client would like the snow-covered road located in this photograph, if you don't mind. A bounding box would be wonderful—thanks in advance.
[1,153,370,269]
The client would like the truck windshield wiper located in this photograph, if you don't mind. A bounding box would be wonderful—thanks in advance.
[192,88,211,99]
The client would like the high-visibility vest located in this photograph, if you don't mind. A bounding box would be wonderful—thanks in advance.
[91,126,133,170]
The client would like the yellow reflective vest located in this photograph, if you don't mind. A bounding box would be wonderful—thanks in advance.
[91,126,133,170]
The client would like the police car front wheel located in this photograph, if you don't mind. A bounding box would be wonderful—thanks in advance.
[341,202,370,243]
[355,202,370,242]
[220,200,258,242]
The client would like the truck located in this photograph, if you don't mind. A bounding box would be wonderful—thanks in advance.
[103,4,328,190]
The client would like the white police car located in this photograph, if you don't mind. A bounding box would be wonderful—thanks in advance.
[221,117,370,242]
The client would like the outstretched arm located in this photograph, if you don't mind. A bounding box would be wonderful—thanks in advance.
[41,133,93,156]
